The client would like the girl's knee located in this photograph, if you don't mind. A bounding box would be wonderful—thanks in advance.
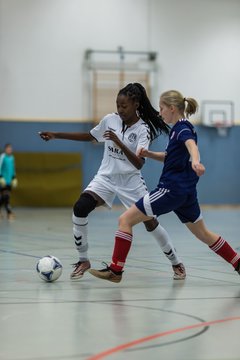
[143,218,158,232]
[118,213,128,227]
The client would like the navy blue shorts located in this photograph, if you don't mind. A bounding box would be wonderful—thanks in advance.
[135,187,202,223]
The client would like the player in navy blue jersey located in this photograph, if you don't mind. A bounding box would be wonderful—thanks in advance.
[39,84,186,281]
[89,89,240,283]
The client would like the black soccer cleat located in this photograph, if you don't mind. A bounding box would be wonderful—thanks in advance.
[234,259,240,275]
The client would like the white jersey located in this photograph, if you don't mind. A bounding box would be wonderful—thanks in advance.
[90,113,151,176]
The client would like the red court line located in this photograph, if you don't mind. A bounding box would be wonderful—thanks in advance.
[87,316,240,360]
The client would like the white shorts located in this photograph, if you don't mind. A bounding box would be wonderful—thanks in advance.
[84,173,148,209]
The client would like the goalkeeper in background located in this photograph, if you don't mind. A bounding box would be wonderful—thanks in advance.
[0,143,18,220]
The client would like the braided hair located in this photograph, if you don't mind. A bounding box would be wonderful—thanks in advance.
[118,83,170,141]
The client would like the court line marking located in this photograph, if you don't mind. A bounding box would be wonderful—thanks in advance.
[86,316,240,360]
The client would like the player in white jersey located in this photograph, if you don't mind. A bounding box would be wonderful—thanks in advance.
[39,83,186,281]
[86,112,153,209]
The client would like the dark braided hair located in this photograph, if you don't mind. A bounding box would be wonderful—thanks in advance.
[118,83,170,141]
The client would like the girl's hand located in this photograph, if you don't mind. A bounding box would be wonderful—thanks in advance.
[38,132,55,141]
[103,130,120,144]
[192,162,205,176]
[137,147,149,157]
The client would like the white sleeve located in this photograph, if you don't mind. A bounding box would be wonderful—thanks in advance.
[89,115,109,142]
[136,126,151,154]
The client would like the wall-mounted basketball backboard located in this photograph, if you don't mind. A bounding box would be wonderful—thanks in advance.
[201,100,234,136]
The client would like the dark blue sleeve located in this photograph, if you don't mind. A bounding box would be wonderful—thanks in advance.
[177,126,196,143]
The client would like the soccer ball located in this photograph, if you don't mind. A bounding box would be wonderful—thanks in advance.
[36,255,63,282]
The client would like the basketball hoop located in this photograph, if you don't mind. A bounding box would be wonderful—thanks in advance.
[213,121,231,137]
[201,100,234,137]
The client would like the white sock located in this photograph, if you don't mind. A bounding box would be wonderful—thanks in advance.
[72,214,89,261]
[150,224,181,266]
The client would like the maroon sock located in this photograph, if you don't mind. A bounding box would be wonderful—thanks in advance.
[209,237,240,268]
[110,230,132,272]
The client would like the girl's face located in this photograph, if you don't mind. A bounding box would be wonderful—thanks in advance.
[5,145,12,155]
[116,94,139,125]
[159,101,173,125]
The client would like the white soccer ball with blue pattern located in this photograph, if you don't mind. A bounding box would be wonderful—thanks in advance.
[36,255,63,282]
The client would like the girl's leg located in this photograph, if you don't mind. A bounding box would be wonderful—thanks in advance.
[186,220,240,271]
[0,190,3,218]
[143,218,186,279]
[110,205,151,271]
[2,188,14,219]
[89,205,150,282]
[144,218,182,265]
[119,178,185,277]
[118,204,151,234]
[186,219,219,245]
[70,191,102,280]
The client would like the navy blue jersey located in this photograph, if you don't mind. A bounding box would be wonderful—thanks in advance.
[158,118,199,194]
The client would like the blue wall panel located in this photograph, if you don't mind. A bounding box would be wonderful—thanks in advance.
[0,121,239,205]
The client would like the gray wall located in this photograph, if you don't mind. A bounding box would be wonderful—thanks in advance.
[0,0,240,121]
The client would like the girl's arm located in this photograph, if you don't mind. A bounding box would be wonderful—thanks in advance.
[38,131,94,142]
[137,148,166,162]
[103,130,145,170]
[185,139,205,176]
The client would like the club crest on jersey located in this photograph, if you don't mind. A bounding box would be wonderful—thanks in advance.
[128,133,137,143]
